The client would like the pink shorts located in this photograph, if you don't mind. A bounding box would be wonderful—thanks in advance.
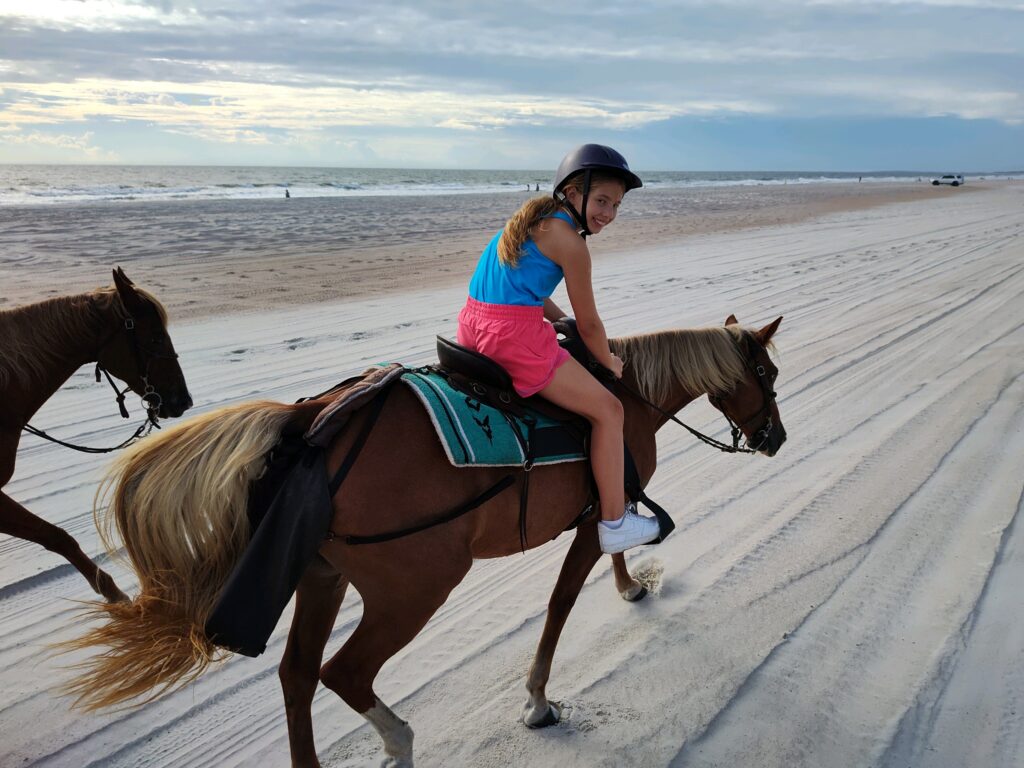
[457,297,570,397]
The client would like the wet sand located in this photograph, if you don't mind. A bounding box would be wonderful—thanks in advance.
[1,181,969,321]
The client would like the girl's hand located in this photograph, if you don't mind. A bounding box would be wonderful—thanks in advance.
[607,354,624,379]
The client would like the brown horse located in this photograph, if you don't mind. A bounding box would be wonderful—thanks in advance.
[65,314,783,766]
[0,268,192,602]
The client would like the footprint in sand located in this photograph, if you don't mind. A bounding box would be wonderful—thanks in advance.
[563,699,642,734]
[631,558,665,596]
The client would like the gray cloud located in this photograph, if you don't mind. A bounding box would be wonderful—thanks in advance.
[1,0,1022,133]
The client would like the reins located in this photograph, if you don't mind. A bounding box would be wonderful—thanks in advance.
[594,330,777,455]
[22,415,158,455]
[614,374,758,454]
[21,315,174,454]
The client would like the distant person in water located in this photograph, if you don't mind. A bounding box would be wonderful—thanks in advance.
[535,183,540,191]
[456,144,661,554]
[285,189,291,198]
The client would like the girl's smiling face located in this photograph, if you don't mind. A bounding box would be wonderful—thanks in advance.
[564,179,626,234]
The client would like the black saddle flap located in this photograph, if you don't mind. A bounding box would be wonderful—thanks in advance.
[205,441,332,657]
[436,336,514,391]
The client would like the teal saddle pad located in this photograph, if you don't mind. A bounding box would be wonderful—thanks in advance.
[401,369,587,468]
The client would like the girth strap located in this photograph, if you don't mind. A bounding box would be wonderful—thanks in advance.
[337,475,516,546]
[328,386,391,497]
[519,468,531,553]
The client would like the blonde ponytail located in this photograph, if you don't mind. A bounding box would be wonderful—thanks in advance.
[497,196,562,267]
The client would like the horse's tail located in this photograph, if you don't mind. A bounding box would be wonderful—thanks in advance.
[62,400,297,710]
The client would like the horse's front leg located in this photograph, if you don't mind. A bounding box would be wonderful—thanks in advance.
[610,552,648,602]
[524,522,603,728]
[0,486,128,603]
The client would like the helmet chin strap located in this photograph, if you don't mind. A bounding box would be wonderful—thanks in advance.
[555,169,592,238]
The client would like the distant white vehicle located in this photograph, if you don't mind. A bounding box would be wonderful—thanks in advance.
[932,174,965,186]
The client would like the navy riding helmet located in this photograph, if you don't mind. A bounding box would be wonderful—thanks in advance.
[553,144,643,236]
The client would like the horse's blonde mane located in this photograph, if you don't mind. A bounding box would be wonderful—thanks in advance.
[0,285,167,388]
[610,325,754,402]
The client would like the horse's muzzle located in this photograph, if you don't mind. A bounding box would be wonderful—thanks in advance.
[759,425,787,457]
[160,391,193,419]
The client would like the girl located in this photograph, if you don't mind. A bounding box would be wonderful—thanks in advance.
[457,144,661,554]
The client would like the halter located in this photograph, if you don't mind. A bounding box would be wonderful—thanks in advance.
[22,309,180,454]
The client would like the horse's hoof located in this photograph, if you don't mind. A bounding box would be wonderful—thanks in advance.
[524,702,561,729]
[95,571,129,603]
[621,585,648,602]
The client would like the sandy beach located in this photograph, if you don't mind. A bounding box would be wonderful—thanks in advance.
[1,181,1022,767]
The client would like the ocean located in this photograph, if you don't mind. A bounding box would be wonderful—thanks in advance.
[3,165,1017,206]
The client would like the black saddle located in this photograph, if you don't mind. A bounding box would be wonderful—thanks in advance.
[435,336,571,425]
[436,335,515,393]
[434,316,599,420]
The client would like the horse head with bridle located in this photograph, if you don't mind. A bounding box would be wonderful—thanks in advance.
[0,267,191,602]
[64,313,783,767]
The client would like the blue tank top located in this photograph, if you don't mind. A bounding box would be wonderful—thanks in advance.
[467,211,574,306]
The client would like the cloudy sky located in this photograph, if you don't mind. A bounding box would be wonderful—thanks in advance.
[1,0,1022,169]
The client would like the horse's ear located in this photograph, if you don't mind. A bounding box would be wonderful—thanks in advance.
[113,267,136,287]
[113,268,146,313]
[756,316,783,344]
[725,314,738,326]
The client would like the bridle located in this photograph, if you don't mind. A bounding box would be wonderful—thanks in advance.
[21,309,180,454]
[94,313,179,420]
[609,330,778,455]
[706,331,778,453]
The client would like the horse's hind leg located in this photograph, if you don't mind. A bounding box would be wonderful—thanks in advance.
[525,522,603,728]
[611,552,648,602]
[0,488,127,602]
[318,546,472,768]
[279,555,349,768]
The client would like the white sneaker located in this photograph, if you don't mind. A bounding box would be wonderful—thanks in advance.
[598,503,661,554]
